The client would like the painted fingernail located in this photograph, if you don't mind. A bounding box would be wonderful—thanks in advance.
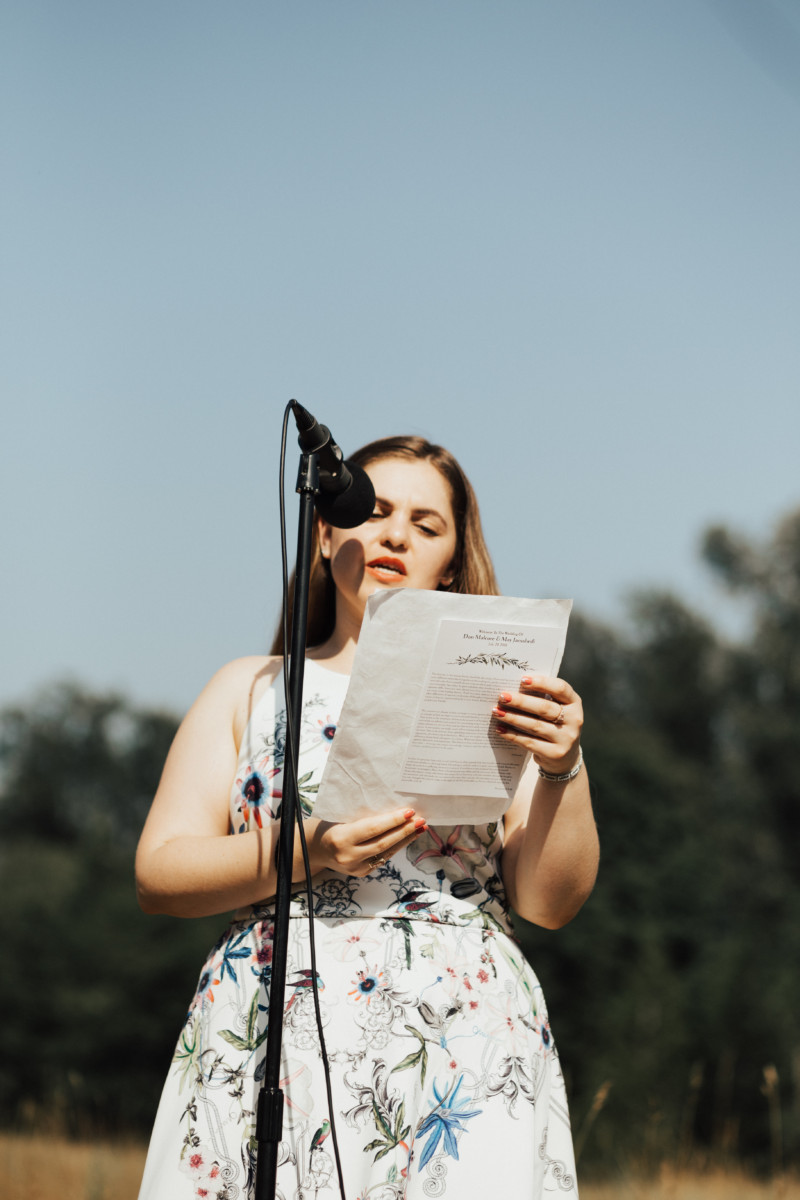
[492,706,507,717]
[499,692,512,703]
[414,816,427,830]
[496,723,509,734]
[403,808,416,819]
[521,677,532,688]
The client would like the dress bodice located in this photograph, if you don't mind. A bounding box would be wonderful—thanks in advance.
[229,657,513,934]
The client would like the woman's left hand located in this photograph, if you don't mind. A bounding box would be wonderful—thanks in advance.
[493,674,583,777]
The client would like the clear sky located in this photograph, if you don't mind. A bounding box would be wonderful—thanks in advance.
[3,0,799,714]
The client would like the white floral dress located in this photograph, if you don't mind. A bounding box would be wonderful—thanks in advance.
[138,659,578,1200]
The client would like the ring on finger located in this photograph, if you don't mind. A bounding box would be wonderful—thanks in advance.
[369,854,387,869]
[554,704,565,726]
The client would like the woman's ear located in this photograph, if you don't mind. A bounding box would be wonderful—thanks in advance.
[318,519,333,561]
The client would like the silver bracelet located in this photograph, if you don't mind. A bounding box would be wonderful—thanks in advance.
[538,745,584,783]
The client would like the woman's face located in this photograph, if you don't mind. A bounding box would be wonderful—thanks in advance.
[318,456,458,629]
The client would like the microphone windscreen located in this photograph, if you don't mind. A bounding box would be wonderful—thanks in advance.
[314,462,376,529]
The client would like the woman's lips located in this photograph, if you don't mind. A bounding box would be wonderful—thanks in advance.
[366,557,407,580]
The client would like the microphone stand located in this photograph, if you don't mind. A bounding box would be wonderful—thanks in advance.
[254,449,319,1200]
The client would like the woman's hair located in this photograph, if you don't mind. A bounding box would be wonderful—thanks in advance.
[270,434,500,654]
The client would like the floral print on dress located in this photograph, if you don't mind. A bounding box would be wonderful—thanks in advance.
[137,660,578,1200]
[232,687,335,831]
[408,824,487,881]
[237,767,281,828]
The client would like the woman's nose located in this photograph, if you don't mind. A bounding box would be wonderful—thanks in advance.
[381,516,409,549]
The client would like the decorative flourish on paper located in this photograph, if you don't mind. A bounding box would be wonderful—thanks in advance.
[448,652,531,670]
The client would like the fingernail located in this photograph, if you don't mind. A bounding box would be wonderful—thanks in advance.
[496,723,509,734]
[521,677,532,688]
[492,706,506,717]
[499,692,512,703]
[403,808,416,819]
[414,817,427,830]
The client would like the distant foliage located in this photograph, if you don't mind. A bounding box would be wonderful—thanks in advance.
[3,509,800,1171]
[515,507,800,1174]
[0,687,221,1133]
[0,684,176,846]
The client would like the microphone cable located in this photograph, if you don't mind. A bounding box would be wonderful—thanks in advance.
[276,400,347,1200]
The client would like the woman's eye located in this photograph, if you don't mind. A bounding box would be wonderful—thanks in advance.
[417,524,437,536]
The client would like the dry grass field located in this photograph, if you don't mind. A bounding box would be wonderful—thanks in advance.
[3,1132,147,1200]
[581,1169,795,1200]
[2,1132,797,1200]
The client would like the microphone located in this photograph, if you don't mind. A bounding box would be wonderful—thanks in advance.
[289,400,376,528]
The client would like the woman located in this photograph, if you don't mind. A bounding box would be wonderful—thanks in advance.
[136,435,599,1200]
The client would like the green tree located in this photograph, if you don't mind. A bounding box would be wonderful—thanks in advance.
[703,509,800,873]
[701,508,800,1160]
[0,685,222,1133]
[0,683,177,846]
[516,510,800,1173]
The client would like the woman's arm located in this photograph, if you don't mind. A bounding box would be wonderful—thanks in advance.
[135,657,282,917]
[135,658,426,918]
[498,675,599,929]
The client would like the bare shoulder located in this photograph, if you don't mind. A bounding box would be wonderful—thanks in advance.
[207,654,282,692]
[203,655,284,749]
[177,655,282,749]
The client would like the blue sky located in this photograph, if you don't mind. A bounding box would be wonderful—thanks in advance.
[3,0,799,713]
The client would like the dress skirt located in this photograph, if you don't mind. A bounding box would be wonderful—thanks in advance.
[138,902,578,1200]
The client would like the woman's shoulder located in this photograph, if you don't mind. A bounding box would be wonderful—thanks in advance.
[228,656,285,748]
[190,656,284,750]
[201,654,282,695]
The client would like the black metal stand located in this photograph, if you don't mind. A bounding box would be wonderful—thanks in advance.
[254,451,319,1200]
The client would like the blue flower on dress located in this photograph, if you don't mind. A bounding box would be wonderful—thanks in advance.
[236,767,281,829]
[349,966,385,1002]
[219,930,253,984]
[416,1075,483,1169]
[242,770,266,804]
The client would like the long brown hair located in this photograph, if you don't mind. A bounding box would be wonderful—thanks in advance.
[270,434,500,654]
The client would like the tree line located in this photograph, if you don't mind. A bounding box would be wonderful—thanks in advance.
[2,507,799,1175]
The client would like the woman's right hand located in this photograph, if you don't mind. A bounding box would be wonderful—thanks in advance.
[306,809,427,878]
